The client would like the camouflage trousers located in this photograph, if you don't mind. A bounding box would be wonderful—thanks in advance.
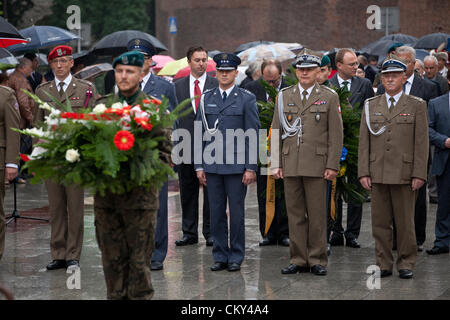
[94,187,158,300]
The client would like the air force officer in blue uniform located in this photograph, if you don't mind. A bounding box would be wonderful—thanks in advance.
[195,53,260,272]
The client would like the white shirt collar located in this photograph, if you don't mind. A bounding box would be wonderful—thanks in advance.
[219,85,235,98]
[190,72,207,87]
[141,71,152,89]
[298,83,314,98]
[385,91,403,108]
[55,74,72,91]
[337,74,352,88]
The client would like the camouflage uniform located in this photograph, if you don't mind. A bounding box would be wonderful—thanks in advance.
[94,90,171,299]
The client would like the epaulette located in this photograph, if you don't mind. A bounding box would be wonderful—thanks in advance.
[366,95,381,102]
[203,88,215,95]
[239,87,254,96]
[0,84,15,95]
[76,78,95,87]
[408,95,425,103]
[321,85,336,94]
[36,81,52,91]
[280,84,294,92]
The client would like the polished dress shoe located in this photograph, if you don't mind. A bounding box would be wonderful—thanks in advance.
[398,269,413,279]
[66,260,80,269]
[311,264,327,276]
[175,236,198,246]
[46,260,67,270]
[228,263,241,272]
[426,246,449,255]
[151,261,163,271]
[259,236,276,246]
[329,235,344,246]
[281,264,310,274]
[346,238,361,248]
[279,237,290,247]
[205,237,214,247]
[380,270,392,278]
[211,262,228,271]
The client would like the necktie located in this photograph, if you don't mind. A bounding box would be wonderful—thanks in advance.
[139,81,143,90]
[222,91,227,102]
[402,81,407,93]
[58,82,65,98]
[302,90,308,106]
[194,79,201,111]
[389,97,395,112]
[342,81,349,92]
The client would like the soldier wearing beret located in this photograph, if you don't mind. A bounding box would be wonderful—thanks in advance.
[127,38,178,272]
[195,53,260,272]
[271,49,343,276]
[35,45,97,271]
[95,51,172,299]
[358,58,429,279]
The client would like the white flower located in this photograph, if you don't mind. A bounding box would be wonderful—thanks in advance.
[65,149,80,163]
[24,127,45,137]
[30,146,47,160]
[111,102,123,109]
[93,104,107,114]
[39,102,52,111]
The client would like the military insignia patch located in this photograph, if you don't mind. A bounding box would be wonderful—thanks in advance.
[338,105,341,114]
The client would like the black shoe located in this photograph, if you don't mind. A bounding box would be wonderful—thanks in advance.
[417,243,424,252]
[228,263,241,272]
[279,237,290,247]
[311,264,327,276]
[259,236,277,246]
[151,261,163,271]
[281,264,310,274]
[380,270,392,278]
[429,196,438,204]
[175,236,198,246]
[426,246,449,255]
[329,235,344,246]
[327,243,331,256]
[66,260,80,269]
[346,238,361,248]
[399,269,413,279]
[211,262,228,271]
[46,260,67,270]
[205,237,214,246]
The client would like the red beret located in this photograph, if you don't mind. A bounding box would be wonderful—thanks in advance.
[48,45,73,60]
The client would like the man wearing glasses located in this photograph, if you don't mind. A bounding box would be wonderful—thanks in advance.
[244,59,290,247]
[35,45,97,271]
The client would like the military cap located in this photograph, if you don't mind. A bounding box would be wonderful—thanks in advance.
[381,58,406,73]
[113,51,145,69]
[386,42,404,54]
[48,45,73,61]
[127,38,156,57]
[294,49,321,68]
[213,53,241,70]
[320,55,331,67]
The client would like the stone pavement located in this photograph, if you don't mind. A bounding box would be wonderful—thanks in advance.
[0,180,449,300]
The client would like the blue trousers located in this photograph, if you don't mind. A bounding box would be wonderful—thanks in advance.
[151,181,168,263]
[434,160,450,249]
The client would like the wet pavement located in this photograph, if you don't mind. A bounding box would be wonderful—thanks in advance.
[0,179,449,300]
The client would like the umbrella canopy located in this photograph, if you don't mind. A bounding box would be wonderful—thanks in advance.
[237,44,296,66]
[74,63,112,80]
[379,33,418,45]
[158,56,213,76]
[0,16,27,48]
[0,47,18,65]
[90,30,168,57]
[16,52,48,66]
[234,40,275,54]
[274,42,303,54]
[208,50,221,58]
[173,61,216,80]
[414,33,450,50]
[360,39,400,58]
[151,55,175,73]
[7,26,79,53]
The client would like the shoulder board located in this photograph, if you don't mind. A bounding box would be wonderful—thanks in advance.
[408,95,425,103]
[280,84,295,92]
[0,85,15,95]
[75,78,94,87]
[203,88,215,95]
[366,95,381,102]
[154,75,172,83]
[320,85,337,95]
[36,81,52,90]
[239,87,254,96]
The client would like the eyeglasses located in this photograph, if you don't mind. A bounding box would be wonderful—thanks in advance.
[50,58,72,64]
[266,78,281,85]
[343,62,359,67]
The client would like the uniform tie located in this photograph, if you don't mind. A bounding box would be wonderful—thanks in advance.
[302,90,308,106]
[342,80,349,92]
[389,96,395,112]
[222,91,227,102]
[58,82,65,98]
[402,81,408,93]
[194,79,201,111]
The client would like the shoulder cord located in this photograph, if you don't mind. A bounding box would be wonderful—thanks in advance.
[364,100,386,136]
[199,93,219,135]
[277,91,302,145]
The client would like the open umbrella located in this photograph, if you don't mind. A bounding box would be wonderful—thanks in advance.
[158,56,213,76]
[7,26,80,53]
[379,33,417,45]
[16,52,48,66]
[0,47,19,65]
[90,30,168,57]
[0,16,27,48]
[237,44,296,66]
[234,40,275,54]
[360,39,399,58]
[173,61,216,80]
[414,33,450,50]
[152,55,175,73]
[74,63,112,80]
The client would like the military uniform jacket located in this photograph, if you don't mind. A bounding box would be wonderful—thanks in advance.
[194,86,260,174]
[358,93,429,184]
[142,73,178,111]
[0,86,20,166]
[271,83,343,177]
[35,77,97,123]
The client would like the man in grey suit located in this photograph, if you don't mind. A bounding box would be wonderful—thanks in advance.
[426,91,450,255]
[127,39,179,271]
[173,46,218,247]
[329,48,374,249]
[424,56,449,96]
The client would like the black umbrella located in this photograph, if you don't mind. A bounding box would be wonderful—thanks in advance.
[90,30,168,56]
[0,16,27,48]
[379,33,417,45]
[0,47,18,65]
[414,33,450,50]
[7,25,80,53]
[234,40,275,54]
[360,39,400,58]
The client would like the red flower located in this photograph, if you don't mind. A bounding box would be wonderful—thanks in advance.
[114,130,135,151]
[20,153,30,162]
[150,98,161,105]
[134,117,153,131]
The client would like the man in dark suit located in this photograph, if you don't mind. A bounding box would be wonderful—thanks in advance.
[424,56,449,96]
[127,39,179,271]
[244,59,289,247]
[426,92,450,255]
[329,48,374,249]
[173,46,218,247]
[376,46,440,251]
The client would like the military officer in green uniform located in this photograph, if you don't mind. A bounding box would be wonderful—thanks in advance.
[94,51,171,300]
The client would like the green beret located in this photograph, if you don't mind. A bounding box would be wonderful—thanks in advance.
[321,55,331,67]
[113,51,144,68]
